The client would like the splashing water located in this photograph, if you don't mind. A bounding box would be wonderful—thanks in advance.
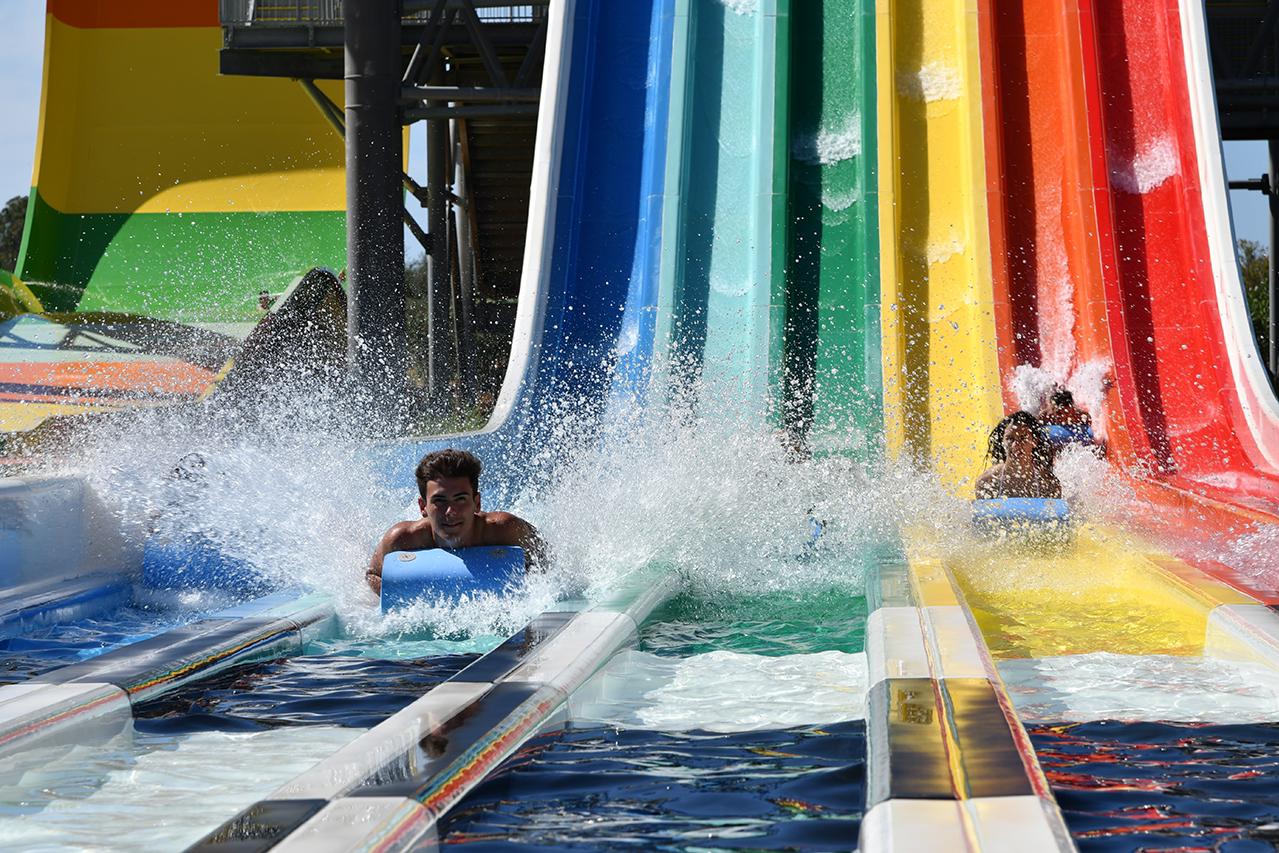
[717,0,757,15]
[896,62,961,103]
[1108,135,1178,195]
[791,113,861,166]
[28,358,970,646]
[1009,363,1058,414]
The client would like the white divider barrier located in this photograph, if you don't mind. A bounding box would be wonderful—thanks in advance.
[861,556,1074,853]
[192,571,681,852]
[0,475,139,587]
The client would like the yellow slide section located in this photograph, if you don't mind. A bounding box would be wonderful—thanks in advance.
[875,0,1002,492]
[34,18,344,216]
[19,3,349,322]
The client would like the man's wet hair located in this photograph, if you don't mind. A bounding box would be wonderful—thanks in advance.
[1050,388,1075,408]
[415,448,482,498]
[986,411,1053,468]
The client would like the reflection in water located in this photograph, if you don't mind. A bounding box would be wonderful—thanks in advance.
[1031,719,1279,850]
[441,721,866,851]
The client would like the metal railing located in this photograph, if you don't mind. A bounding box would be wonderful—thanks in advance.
[1207,1,1279,81]
[219,0,546,26]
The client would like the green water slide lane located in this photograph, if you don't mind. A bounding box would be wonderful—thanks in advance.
[18,190,345,323]
[785,0,880,456]
[656,0,789,424]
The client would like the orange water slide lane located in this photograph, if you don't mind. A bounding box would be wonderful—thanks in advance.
[1080,0,1279,508]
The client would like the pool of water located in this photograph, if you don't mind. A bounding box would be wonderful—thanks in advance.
[0,600,209,684]
[439,721,867,851]
[640,589,868,657]
[439,585,872,849]
[1030,719,1279,851]
[0,725,361,851]
[134,651,479,732]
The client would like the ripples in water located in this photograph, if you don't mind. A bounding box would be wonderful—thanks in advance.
[1031,719,1279,850]
[641,590,868,657]
[134,653,478,732]
[441,721,866,851]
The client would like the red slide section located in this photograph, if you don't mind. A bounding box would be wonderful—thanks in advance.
[978,0,1279,596]
[1082,0,1279,511]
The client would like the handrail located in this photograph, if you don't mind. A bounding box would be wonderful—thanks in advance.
[219,0,546,28]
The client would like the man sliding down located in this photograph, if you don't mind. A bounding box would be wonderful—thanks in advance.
[366,449,546,595]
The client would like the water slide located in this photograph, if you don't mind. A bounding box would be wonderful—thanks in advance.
[7,0,1279,848]
[978,0,1279,530]
[866,0,1279,845]
[17,1,345,327]
[975,0,1279,551]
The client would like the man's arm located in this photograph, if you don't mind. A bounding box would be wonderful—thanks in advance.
[367,521,427,594]
[486,513,549,570]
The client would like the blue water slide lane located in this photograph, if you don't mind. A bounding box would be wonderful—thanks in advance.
[609,1,677,407]
[381,0,676,503]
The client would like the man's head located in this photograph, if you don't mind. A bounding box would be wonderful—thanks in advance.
[415,449,483,547]
[1048,387,1074,413]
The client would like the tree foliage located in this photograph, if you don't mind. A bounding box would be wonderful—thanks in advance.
[1238,238,1271,360]
[0,195,27,273]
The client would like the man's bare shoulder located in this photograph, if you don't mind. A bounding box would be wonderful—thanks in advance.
[477,511,534,543]
[382,518,436,550]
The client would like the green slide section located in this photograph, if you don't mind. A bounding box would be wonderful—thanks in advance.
[785,0,880,456]
[19,190,345,324]
[656,0,790,423]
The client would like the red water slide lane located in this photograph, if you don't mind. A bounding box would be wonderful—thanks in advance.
[1081,0,1279,512]
[977,0,1279,599]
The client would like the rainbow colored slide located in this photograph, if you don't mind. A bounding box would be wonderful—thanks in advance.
[4,0,1279,847]
[17,1,345,327]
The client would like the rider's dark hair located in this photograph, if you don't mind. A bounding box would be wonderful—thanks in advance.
[986,411,1053,468]
[415,448,482,498]
[1050,388,1075,408]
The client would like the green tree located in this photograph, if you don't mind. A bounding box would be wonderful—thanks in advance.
[1238,238,1271,361]
[0,195,27,273]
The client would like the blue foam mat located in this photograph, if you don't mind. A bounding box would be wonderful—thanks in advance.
[381,547,525,612]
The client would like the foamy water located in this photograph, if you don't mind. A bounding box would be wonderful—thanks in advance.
[897,62,961,103]
[792,113,861,166]
[1000,653,1279,723]
[0,726,360,851]
[1108,135,1179,194]
[30,365,963,644]
[569,648,868,732]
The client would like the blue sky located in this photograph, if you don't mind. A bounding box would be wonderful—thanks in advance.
[0,6,1272,246]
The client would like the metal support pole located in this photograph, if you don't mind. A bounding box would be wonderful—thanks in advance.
[1270,139,1279,377]
[345,0,407,398]
[426,63,452,398]
[452,120,478,393]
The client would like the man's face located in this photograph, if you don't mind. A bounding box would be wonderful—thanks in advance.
[419,476,480,547]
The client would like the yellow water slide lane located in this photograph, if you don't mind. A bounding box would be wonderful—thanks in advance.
[875,0,1001,493]
[32,21,345,216]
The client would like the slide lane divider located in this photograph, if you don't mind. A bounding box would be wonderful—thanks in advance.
[860,549,1073,852]
[190,574,680,852]
[0,571,133,635]
[0,591,336,765]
